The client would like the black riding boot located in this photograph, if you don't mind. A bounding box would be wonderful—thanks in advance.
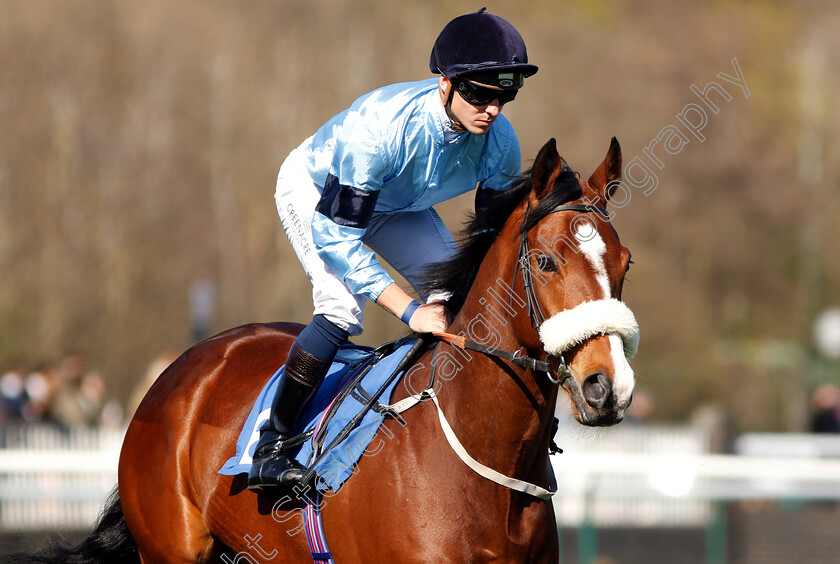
[247,342,329,492]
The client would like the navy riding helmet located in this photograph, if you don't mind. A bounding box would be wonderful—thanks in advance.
[430,8,538,88]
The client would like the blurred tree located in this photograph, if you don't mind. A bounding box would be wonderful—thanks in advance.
[0,0,837,431]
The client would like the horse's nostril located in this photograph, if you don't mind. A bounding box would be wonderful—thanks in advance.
[582,372,611,409]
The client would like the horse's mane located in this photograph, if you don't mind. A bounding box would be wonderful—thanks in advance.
[420,165,583,318]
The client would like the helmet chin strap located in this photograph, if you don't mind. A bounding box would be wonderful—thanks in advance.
[440,81,466,132]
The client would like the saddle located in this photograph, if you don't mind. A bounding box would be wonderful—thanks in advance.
[220,336,428,493]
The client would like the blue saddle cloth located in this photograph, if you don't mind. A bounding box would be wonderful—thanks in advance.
[219,339,417,492]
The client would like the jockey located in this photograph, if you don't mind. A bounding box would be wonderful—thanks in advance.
[248,8,538,491]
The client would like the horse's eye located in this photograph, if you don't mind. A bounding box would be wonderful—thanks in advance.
[536,254,557,272]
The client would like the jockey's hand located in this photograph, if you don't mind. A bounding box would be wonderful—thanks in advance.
[408,302,448,334]
[374,283,448,333]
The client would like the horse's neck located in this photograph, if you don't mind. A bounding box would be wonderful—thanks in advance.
[439,293,557,478]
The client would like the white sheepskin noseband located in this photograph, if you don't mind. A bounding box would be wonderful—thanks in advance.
[538,298,639,359]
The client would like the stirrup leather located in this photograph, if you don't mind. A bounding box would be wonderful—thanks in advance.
[247,342,328,491]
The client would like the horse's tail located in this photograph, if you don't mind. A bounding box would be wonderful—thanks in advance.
[2,487,139,564]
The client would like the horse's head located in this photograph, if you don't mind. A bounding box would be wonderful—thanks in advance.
[422,137,638,427]
[518,137,637,426]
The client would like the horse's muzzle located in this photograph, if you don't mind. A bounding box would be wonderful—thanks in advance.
[561,367,625,427]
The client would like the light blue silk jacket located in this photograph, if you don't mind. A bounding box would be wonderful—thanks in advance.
[304,78,522,301]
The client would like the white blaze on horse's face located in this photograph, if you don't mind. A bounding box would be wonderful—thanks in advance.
[608,334,635,411]
[572,218,636,412]
[538,215,638,423]
[573,218,610,297]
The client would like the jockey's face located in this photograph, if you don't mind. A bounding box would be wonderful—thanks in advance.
[439,76,504,136]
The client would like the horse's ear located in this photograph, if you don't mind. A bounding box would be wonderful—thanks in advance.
[588,137,622,200]
[530,138,564,200]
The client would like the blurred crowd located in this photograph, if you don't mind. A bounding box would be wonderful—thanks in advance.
[811,383,840,434]
[0,355,123,430]
[0,352,177,431]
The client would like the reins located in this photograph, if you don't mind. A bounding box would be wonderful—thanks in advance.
[433,201,612,386]
[432,331,555,375]
[383,200,616,500]
[293,199,620,501]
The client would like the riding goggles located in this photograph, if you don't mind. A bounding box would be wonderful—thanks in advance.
[456,79,518,107]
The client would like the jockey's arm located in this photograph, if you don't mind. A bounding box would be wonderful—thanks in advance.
[375,283,447,334]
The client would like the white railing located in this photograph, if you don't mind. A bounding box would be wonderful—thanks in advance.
[552,423,712,527]
[0,424,122,531]
[551,425,840,528]
[2,423,840,533]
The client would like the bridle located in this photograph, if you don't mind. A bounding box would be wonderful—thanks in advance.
[414,200,618,500]
[436,201,611,386]
[518,202,611,329]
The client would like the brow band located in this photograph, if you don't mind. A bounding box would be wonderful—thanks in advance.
[549,204,610,219]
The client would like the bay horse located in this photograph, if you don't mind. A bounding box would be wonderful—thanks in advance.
[9,138,636,564]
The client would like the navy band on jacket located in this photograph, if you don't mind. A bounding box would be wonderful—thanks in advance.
[315,174,380,229]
